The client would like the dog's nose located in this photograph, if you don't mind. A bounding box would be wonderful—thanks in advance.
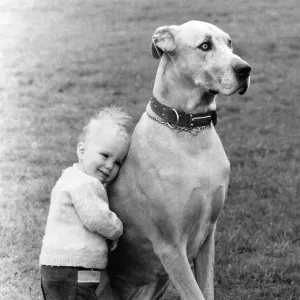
[234,63,251,78]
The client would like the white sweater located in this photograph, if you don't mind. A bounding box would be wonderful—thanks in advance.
[39,164,123,269]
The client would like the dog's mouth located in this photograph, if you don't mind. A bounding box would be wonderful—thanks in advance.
[237,77,250,95]
[237,85,247,95]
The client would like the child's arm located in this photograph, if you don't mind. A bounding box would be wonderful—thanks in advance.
[70,180,123,240]
[107,239,119,251]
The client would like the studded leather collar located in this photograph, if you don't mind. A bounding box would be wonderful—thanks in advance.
[150,96,217,128]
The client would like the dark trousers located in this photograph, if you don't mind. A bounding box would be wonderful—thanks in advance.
[41,265,115,300]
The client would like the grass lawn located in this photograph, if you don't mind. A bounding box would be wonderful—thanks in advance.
[0,0,299,299]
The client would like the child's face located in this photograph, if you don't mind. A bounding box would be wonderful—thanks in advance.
[77,130,129,184]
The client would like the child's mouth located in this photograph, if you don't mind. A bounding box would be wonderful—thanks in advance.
[98,169,109,177]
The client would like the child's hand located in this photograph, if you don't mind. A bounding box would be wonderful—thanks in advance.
[108,239,118,251]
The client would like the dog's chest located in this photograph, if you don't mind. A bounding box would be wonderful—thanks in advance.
[151,130,230,243]
[180,149,229,255]
[154,130,230,195]
[176,148,229,219]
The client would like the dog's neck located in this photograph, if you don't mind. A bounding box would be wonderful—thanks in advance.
[153,56,217,114]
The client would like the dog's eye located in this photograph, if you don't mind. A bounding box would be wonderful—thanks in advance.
[228,39,232,48]
[198,42,210,51]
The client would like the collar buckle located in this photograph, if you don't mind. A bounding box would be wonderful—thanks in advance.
[190,115,212,127]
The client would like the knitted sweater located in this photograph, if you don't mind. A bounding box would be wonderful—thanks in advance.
[39,163,123,269]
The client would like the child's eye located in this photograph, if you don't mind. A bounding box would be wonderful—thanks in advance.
[115,161,122,167]
[101,153,109,158]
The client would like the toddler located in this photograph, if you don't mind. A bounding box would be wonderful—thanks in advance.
[39,107,131,300]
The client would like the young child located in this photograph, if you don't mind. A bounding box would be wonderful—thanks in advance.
[39,107,131,300]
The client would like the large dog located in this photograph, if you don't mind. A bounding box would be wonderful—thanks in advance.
[108,20,251,300]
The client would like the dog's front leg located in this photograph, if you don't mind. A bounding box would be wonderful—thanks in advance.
[193,225,216,300]
[156,244,206,300]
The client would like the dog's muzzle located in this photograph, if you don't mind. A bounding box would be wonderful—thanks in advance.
[232,61,251,95]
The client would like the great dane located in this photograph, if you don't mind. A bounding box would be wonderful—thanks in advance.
[107,20,251,300]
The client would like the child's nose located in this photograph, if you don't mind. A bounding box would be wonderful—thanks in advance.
[105,160,114,170]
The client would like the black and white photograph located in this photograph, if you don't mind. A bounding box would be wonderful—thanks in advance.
[0,0,299,299]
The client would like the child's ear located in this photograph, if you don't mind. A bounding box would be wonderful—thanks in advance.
[77,142,85,160]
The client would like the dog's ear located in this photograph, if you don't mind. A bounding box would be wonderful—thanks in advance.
[151,25,177,59]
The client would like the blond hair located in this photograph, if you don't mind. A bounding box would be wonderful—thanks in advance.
[78,106,131,144]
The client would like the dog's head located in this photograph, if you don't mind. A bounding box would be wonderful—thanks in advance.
[151,20,251,96]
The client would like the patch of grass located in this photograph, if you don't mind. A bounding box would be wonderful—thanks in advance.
[1,0,299,299]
